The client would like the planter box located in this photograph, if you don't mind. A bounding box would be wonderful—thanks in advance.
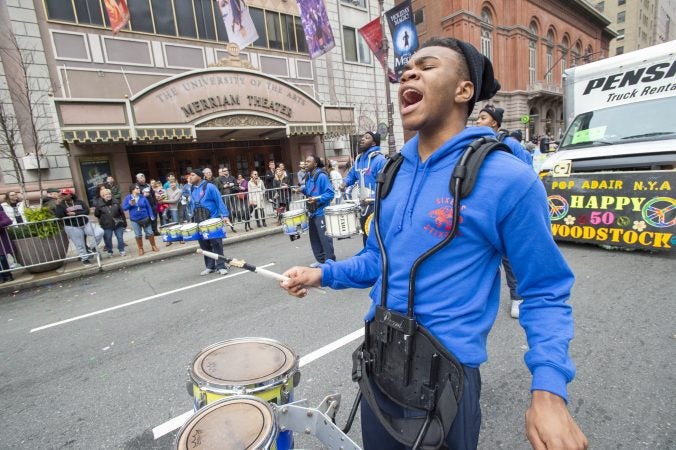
[11,231,69,273]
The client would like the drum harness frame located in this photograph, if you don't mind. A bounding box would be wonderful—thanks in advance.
[342,137,510,450]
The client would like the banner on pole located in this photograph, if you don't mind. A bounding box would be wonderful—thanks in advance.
[104,0,130,35]
[358,18,399,82]
[217,0,259,50]
[296,0,336,59]
[385,0,419,78]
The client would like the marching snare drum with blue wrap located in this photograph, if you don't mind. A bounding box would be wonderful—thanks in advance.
[198,218,225,240]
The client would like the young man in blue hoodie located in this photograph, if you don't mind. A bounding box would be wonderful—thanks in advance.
[300,155,336,266]
[281,37,586,450]
[341,131,388,245]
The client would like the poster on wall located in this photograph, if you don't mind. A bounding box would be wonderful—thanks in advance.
[79,159,112,207]
[296,0,335,59]
[543,171,675,252]
[216,0,259,49]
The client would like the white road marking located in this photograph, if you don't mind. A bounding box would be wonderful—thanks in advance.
[30,264,275,333]
[152,327,365,440]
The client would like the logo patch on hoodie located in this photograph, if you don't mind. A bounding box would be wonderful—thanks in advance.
[424,198,464,238]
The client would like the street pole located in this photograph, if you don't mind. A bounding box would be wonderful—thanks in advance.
[378,0,397,155]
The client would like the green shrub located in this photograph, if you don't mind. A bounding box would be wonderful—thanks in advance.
[8,207,62,239]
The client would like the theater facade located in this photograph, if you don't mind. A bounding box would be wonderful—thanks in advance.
[55,65,354,203]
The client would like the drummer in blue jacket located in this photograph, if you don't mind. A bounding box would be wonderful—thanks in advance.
[280,37,586,450]
[341,131,387,245]
[188,168,232,276]
[300,155,335,266]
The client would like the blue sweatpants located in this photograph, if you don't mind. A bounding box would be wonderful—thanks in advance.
[360,366,482,450]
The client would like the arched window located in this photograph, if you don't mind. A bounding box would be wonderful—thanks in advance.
[561,36,569,77]
[584,45,594,63]
[480,9,493,61]
[571,41,582,67]
[529,23,538,84]
[546,30,555,83]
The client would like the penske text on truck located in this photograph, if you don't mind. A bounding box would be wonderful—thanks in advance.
[540,41,676,252]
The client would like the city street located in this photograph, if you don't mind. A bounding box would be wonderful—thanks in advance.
[0,233,673,449]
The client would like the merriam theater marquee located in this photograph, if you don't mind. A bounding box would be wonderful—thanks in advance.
[54,66,354,202]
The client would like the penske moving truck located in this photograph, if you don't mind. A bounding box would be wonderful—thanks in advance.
[540,41,675,252]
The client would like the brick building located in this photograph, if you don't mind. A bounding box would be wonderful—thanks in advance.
[409,0,617,139]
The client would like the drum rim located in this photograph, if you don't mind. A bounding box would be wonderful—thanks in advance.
[324,204,360,215]
[189,337,300,394]
[175,395,277,450]
[281,209,307,218]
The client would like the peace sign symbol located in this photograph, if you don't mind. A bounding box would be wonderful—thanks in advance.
[548,195,569,221]
[642,197,676,228]
[616,216,631,227]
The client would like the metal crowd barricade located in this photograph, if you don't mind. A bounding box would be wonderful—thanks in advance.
[1,215,102,276]
[221,186,307,229]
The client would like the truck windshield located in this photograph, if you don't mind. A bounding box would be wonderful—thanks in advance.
[560,96,676,150]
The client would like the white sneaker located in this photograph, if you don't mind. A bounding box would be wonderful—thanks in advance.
[200,269,214,276]
[510,300,523,319]
[309,262,322,268]
[218,268,228,275]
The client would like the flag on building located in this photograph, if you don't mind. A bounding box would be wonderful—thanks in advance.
[358,17,398,83]
[296,0,336,59]
[385,0,419,78]
[217,0,259,50]
[104,0,130,35]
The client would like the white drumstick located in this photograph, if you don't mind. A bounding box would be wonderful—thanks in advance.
[196,249,326,294]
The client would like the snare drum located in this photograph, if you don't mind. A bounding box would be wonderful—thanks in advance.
[179,223,200,241]
[188,337,300,409]
[188,338,298,450]
[324,203,361,238]
[176,395,280,450]
[198,218,225,240]
[160,223,182,242]
[280,209,309,236]
[167,225,183,241]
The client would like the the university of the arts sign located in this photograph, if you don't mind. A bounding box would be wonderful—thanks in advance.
[132,69,321,125]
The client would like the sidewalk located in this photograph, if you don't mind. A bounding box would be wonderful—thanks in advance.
[0,222,281,296]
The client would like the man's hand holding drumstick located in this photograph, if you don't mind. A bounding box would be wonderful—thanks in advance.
[280,266,322,298]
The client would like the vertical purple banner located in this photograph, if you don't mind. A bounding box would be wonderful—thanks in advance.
[296,0,336,59]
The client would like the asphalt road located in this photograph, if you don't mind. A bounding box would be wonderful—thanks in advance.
[0,233,673,449]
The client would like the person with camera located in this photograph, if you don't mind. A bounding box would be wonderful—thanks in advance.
[123,184,157,256]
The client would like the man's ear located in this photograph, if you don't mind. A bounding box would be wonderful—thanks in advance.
[455,80,474,105]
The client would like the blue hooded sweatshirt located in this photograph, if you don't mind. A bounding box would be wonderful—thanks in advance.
[321,126,576,401]
[302,168,334,218]
[343,145,388,193]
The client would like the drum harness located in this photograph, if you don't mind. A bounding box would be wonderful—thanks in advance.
[342,137,510,450]
[189,182,213,223]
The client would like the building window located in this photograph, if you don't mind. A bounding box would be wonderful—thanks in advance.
[595,1,604,12]
[413,9,424,25]
[341,0,366,7]
[561,50,567,76]
[529,23,538,84]
[42,1,307,54]
[617,29,624,39]
[616,46,624,55]
[617,11,626,23]
[529,40,537,84]
[618,0,626,5]
[343,26,371,64]
[480,9,493,61]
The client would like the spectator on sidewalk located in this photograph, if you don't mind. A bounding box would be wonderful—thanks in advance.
[54,189,103,265]
[247,171,267,228]
[237,174,251,231]
[164,180,181,224]
[180,175,192,223]
[104,176,121,202]
[94,188,127,257]
[0,208,14,283]
[1,192,27,224]
[219,167,238,223]
[41,188,62,213]
[136,173,160,236]
[123,185,158,256]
